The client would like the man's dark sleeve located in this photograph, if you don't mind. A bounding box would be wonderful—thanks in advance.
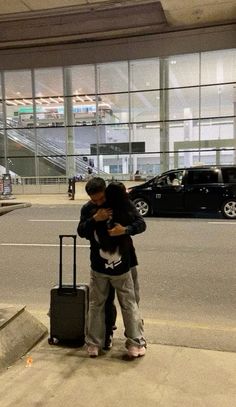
[126,201,146,236]
[77,204,96,240]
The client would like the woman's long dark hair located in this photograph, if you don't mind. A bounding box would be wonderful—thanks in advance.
[95,182,133,254]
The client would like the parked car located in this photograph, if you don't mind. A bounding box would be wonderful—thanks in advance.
[127,165,236,219]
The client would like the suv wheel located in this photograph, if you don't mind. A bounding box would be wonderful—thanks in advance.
[133,198,150,216]
[222,199,236,219]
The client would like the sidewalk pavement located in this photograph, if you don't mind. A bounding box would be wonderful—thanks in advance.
[1,194,236,406]
[12,193,86,205]
[1,311,236,407]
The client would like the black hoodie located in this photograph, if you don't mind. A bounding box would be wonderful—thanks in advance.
[77,200,146,276]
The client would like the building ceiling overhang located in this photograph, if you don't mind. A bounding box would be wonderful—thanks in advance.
[0,0,234,49]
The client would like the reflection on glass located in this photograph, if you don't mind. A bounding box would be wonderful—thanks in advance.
[168,88,199,120]
[168,53,199,88]
[131,91,160,122]
[0,102,4,157]
[201,49,236,85]
[6,102,33,129]
[131,123,160,153]
[35,68,63,97]
[98,93,128,124]
[74,126,97,156]
[35,98,65,128]
[130,58,159,91]
[5,70,32,99]
[131,152,161,176]
[72,97,97,126]
[71,65,95,95]
[199,118,234,141]
[97,62,128,93]
[201,84,234,118]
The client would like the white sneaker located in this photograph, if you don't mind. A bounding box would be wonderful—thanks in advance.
[87,345,99,358]
[127,345,146,358]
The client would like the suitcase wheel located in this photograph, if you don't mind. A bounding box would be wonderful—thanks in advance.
[48,337,57,345]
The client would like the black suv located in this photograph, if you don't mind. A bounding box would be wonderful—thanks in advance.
[127,165,236,219]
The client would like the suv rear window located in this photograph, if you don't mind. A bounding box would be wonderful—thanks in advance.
[221,168,236,183]
[187,170,219,184]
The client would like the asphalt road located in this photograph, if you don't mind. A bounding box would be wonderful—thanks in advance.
[1,204,236,350]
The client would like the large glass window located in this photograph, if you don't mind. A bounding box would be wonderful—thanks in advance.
[97,62,128,93]
[201,49,236,85]
[130,58,159,91]
[0,49,235,180]
[201,84,235,119]
[5,70,32,99]
[0,99,4,165]
[168,54,200,88]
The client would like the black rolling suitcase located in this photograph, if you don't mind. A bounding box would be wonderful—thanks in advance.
[48,234,89,345]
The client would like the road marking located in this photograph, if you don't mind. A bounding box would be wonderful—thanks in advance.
[0,243,89,248]
[116,315,236,332]
[208,221,236,225]
[29,219,78,222]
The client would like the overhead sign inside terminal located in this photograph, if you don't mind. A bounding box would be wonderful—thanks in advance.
[90,142,145,155]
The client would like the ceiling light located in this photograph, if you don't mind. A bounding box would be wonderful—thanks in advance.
[170,60,177,65]
[23,99,33,105]
[14,100,25,105]
[49,97,59,104]
[85,95,93,102]
[6,100,17,106]
[76,96,84,102]
[40,98,50,104]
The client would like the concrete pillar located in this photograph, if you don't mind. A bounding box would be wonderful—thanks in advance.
[1,72,8,173]
[122,156,129,174]
[159,59,169,173]
[234,87,236,164]
[132,154,138,174]
[183,108,193,167]
[63,67,76,178]
[99,154,103,172]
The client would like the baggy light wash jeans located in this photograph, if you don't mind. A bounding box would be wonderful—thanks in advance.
[86,269,146,349]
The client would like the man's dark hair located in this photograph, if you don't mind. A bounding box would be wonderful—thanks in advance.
[85,177,106,196]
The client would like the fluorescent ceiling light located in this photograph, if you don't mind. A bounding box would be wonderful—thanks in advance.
[6,100,17,106]
[85,95,93,102]
[14,100,25,105]
[49,97,59,103]
[40,98,50,104]
[76,96,84,102]
[23,99,33,105]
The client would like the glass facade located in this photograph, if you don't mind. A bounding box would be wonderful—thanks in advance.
[0,49,235,179]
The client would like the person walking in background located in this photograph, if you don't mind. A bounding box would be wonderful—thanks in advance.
[77,177,146,358]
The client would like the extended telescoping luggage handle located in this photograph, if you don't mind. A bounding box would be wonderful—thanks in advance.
[59,235,77,290]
